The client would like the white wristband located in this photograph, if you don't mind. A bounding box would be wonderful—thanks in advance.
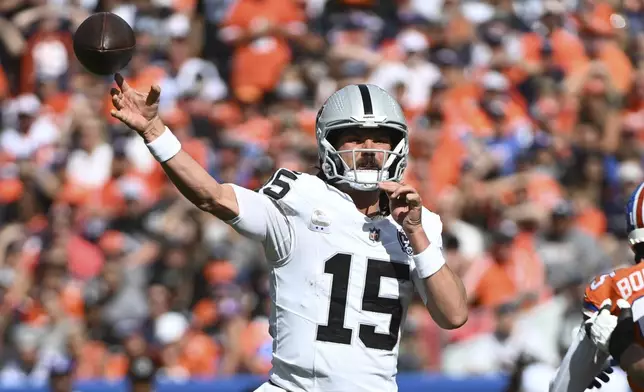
[413,244,446,279]
[146,127,182,162]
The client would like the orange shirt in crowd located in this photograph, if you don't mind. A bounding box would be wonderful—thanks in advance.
[179,331,219,377]
[223,0,305,100]
[20,31,74,94]
[0,66,8,100]
[405,130,465,209]
[522,29,588,76]
[76,341,110,379]
[19,283,85,326]
[576,204,607,238]
[463,240,547,308]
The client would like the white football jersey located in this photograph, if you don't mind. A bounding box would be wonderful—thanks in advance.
[228,169,444,392]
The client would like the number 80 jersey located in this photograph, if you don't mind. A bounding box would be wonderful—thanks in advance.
[584,263,644,392]
[244,169,444,392]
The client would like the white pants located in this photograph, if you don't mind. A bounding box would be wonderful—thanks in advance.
[253,381,288,392]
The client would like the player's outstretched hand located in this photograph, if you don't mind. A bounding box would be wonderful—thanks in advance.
[608,299,634,364]
[378,182,422,233]
[110,73,163,140]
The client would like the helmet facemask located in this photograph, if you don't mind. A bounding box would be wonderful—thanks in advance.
[319,127,408,192]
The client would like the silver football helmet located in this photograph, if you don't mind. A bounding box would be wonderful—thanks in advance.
[316,84,409,191]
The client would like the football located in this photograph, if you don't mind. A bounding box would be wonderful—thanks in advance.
[73,12,136,76]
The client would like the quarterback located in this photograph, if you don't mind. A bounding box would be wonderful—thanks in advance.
[109,74,468,392]
[550,182,644,392]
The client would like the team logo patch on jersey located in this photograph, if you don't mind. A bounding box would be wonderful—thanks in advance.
[368,228,380,242]
[397,229,413,255]
[309,209,332,234]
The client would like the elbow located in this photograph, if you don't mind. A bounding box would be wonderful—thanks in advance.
[199,186,238,221]
[441,308,468,330]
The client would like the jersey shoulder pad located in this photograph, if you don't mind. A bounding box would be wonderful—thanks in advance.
[583,271,617,313]
[258,169,322,213]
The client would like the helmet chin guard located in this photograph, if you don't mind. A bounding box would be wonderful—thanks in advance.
[320,138,407,192]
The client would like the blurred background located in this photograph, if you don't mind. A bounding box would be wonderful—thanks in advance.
[0,0,642,391]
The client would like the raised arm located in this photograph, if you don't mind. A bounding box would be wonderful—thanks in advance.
[110,73,238,220]
[109,74,292,263]
[379,181,468,329]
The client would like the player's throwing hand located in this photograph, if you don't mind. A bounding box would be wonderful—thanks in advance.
[378,182,423,233]
[110,73,162,139]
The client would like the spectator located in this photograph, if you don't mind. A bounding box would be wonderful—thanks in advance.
[127,355,157,392]
[536,200,611,290]
[47,354,75,392]
[0,325,49,387]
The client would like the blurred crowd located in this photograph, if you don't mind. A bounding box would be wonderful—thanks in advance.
[1,0,644,390]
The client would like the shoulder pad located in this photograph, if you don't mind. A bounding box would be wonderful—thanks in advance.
[258,169,323,214]
[258,168,302,200]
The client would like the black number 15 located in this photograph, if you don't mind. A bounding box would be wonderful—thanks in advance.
[262,169,299,200]
[316,253,410,351]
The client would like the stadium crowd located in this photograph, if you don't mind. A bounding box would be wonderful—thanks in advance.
[0,0,643,389]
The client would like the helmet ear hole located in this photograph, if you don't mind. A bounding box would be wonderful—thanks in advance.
[326,129,341,149]
[387,130,404,149]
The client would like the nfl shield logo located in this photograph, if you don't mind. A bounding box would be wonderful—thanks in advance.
[369,228,380,242]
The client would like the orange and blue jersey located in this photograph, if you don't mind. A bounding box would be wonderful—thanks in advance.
[584,264,644,392]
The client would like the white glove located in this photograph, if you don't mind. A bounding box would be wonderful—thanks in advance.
[585,298,630,354]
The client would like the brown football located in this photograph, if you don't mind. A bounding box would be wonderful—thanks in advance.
[73,12,135,76]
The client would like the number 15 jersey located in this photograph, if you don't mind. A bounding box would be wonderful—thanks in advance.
[226,169,445,392]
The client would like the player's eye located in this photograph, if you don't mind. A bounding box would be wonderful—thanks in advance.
[343,133,361,143]
[373,136,389,143]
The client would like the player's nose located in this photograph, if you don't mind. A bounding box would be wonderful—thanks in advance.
[363,138,376,149]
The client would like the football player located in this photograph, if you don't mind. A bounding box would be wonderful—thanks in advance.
[109,75,468,392]
[550,182,644,392]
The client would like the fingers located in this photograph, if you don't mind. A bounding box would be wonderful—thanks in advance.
[110,109,127,123]
[616,299,631,310]
[114,73,130,92]
[378,181,400,194]
[599,299,612,313]
[146,85,161,106]
[617,299,633,322]
[406,192,422,208]
[378,182,422,209]
[391,185,418,200]
[111,91,124,110]
[378,182,415,199]
[597,370,610,382]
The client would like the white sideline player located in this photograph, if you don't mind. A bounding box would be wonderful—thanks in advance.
[110,74,468,392]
